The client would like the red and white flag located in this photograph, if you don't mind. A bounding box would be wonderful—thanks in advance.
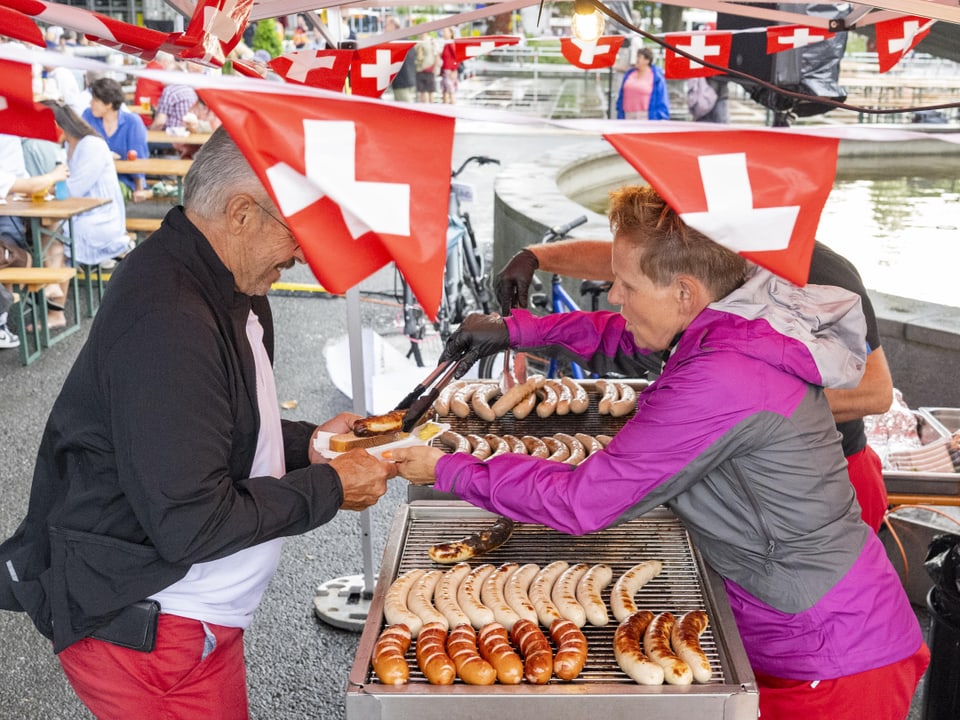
[560,36,624,69]
[0,58,59,141]
[663,32,732,79]
[269,50,352,91]
[231,58,267,79]
[350,42,416,98]
[197,90,456,316]
[0,0,171,60]
[453,35,521,63]
[174,0,253,67]
[875,15,934,73]
[766,25,835,54]
[604,131,839,285]
[0,6,44,48]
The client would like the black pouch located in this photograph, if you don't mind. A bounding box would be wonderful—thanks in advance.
[89,600,161,652]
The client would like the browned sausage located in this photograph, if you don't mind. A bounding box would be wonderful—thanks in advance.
[372,623,412,685]
[550,617,588,680]
[415,622,456,685]
[510,618,553,684]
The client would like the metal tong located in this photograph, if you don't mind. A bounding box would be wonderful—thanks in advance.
[394,358,463,433]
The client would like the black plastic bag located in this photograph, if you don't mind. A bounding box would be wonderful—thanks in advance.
[925,533,960,616]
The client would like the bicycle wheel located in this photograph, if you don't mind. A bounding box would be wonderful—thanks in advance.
[477,349,574,381]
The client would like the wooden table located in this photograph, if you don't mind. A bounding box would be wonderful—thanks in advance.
[115,158,193,203]
[147,129,211,146]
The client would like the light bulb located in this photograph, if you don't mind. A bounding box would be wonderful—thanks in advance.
[571,2,605,43]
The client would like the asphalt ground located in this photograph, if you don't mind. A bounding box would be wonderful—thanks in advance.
[0,124,934,719]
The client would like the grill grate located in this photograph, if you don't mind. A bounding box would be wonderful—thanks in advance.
[368,513,726,686]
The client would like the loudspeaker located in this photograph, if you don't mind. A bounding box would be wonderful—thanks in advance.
[718,3,848,122]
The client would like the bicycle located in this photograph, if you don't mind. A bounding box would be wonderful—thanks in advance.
[398,155,499,367]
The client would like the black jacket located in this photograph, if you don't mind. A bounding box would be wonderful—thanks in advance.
[0,207,344,651]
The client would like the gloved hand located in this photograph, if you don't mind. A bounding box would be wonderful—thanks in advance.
[439,313,510,378]
[494,248,539,316]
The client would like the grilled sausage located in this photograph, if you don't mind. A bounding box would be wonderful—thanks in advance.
[575,432,604,458]
[434,379,466,416]
[510,618,553,684]
[491,376,539,418]
[672,610,712,683]
[610,382,636,417]
[384,568,425,637]
[407,569,447,630]
[542,436,570,463]
[520,435,550,459]
[595,434,614,448]
[551,562,589,628]
[643,612,693,685]
[484,433,511,459]
[415,622,456,685]
[502,434,528,454]
[554,433,586,466]
[550,617,588,680]
[478,622,524,684]
[427,515,515,564]
[510,388,538,420]
[372,623,412,685]
[434,562,472,628]
[535,382,559,418]
[467,433,492,460]
[471,383,501,422]
[353,409,406,437]
[611,560,663,622]
[529,560,568,628]
[546,379,572,415]
[458,563,496,628]
[438,430,471,454]
[450,384,480,418]
[596,379,618,415]
[504,562,540,626]
[561,376,590,414]
[481,562,522,631]
[576,563,613,626]
[614,611,665,685]
[447,623,496,685]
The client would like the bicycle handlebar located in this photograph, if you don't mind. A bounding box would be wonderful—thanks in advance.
[541,215,589,243]
[452,155,501,178]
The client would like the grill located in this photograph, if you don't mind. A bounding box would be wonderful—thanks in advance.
[345,502,758,720]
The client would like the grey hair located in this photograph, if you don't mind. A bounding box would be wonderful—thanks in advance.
[182,126,263,219]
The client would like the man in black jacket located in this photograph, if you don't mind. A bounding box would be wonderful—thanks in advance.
[0,127,395,718]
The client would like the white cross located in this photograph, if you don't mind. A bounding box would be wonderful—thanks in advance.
[360,49,402,91]
[266,120,410,239]
[0,96,7,111]
[675,35,722,69]
[680,153,800,253]
[886,19,921,55]
[571,38,612,65]
[203,0,242,42]
[776,27,823,50]
[465,41,498,58]
[286,52,336,83]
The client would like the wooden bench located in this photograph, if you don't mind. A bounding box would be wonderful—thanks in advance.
[126,217,162,243]
[0,267,79,365]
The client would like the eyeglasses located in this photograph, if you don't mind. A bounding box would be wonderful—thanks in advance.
[251,197,294,239]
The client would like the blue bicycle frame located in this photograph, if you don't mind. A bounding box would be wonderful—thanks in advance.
[547,274,586,379]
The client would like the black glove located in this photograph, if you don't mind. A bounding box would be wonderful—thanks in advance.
[494,249,539,317]
[439,313,510,378]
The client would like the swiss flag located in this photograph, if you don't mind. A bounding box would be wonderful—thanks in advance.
[231,58,267,79]
[269,51,353,91]
[350,42,416,98]
[604,131,839,286]
[664,32,731,79]
[560,36,624,69]
[0,6,44,48]
[197,90,455,317]
[0,59,59,141]
[174,0,253,67]
[766,25,835,54]
[875,15,934,73]
[453,35,521,63]
[0,0,171,60]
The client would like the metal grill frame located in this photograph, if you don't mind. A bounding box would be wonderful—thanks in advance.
[346,501,758,720]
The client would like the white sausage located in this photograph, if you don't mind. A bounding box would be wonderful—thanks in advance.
[535,382,559,418]
[434,563,472,629]
[610,560,663,622]
[467,434,492,460]
[457,563,496,628]
[576,563,613,626]
[561,376,590,414]
[450,384,479,418]
[545,379,571,415]
[614,610,665,685]
[528,560,568,628]
[504,563,540,626]
[596,379,618,415]
[481,562,522,631]
[554,433,586,466]
[407,569,447,630]
[610,382,636,417]
[383,568,425,637]
[551,562,589,628]
[434,379,466,416]
[575,432,604,458]
[672,610,712,683]
[643,612,693,685]
[521,435,549,459]
[492,376,539,418]
[542,436,570,463]
[471,383,501,422]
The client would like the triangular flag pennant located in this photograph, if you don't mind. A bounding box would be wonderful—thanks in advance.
[0,0,171,60]
[0,6,45,48]
[0,58,59,141]
[197,90,455,318]
[560,36,624,69]
[766,25,835,54]
[663,32,732,79]
[874,15,934,74]
[603,131,839,286]
[174,0,253,67]
[453,35,521,63]
[269,50,352,91]
[350,43,416,98]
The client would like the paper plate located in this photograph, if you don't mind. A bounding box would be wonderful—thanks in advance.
[314,421,449,460]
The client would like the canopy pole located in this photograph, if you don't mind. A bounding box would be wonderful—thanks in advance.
[313,285,375,632]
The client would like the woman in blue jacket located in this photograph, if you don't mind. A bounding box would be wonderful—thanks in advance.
[616,47,670,120]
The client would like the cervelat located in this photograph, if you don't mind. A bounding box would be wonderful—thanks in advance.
[510,618,553,684]
[672,610,712,683]
[447,623,496,685]
[478,622,524,684]
[415,622,456,685]
[372,623,412,685]
[549,617,588,680]
[613,611,664,685]
[643,611,693,685]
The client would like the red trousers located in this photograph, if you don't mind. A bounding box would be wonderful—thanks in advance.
[58,614,248,720]
[755,642,929,720]
[846,444,888,532]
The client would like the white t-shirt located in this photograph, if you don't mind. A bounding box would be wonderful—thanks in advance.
[150,310,286,628]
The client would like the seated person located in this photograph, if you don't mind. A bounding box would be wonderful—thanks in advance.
[81,77,151,202]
